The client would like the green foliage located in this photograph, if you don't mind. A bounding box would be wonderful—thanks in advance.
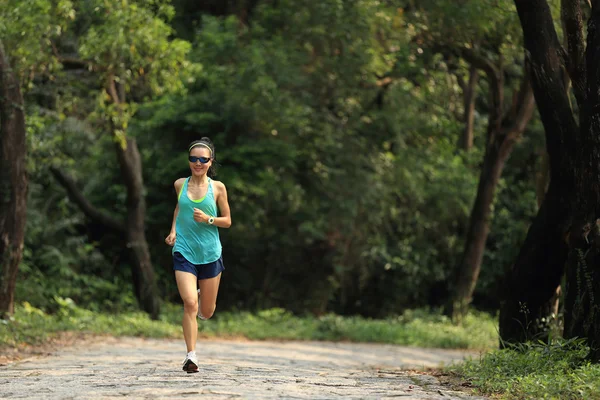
[0,301,179,346]
[411,0,519,42]
[0,0,74,82]
[364,139,478,307]
[71,0,195,152]
[450,338,600,399]
[78,0,193,97]
[13,0,543,322]
[1,302,497,350]
[196,308,496,349]
[18,179,136,313]
[13,0,198,320]
[132,2,492,315]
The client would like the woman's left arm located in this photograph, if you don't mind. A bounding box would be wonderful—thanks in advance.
[214,181,231,228]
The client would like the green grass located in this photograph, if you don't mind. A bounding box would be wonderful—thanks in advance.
[0,300,181,346]
[448,338,600,399]
[191,307,497,350]
[0,299,497,350]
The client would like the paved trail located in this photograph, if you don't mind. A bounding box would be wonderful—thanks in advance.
[0,337,487,399]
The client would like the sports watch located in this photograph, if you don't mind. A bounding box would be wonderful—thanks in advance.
[208,216,215,224]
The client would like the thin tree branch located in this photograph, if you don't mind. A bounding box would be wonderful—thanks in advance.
[118,80,126,104]
[50,166,126,234]
[459,66,479,150]
[507,72,535,140]
[455,72,466,91]
[460,47,503,139]
[459,47,501,87]
[106,74,120,105]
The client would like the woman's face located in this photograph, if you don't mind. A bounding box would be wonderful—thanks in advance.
[189,146,212,177]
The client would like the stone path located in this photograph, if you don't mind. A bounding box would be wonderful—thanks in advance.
[0,337,487,399]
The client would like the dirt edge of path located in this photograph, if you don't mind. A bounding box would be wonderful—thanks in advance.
[0,331,108,365]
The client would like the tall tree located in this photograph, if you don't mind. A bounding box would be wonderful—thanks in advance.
[450,54,535,319]
[500,0,589,345]
[0,41,27,317]
[560,0,600,361]
[48,0,191,318]
[408,0,533,318]
[0,0,75,316]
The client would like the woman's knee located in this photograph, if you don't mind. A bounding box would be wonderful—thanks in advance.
[182,296,198,313]
[200,303,216,319]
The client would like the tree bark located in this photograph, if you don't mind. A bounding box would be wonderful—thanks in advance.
[114,136,160,320]
[499,185,572,343]
[500,0,579,344]
[103,75,160,319]
[535,149,550,208]
[561,0,587,107]
[450,63,535,320]
[562,2,600,361]
[0,40,28,317]
[458,66,478,151]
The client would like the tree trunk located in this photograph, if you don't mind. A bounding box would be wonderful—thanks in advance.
[450,55,535,320]
[500,0,580,344]
[106,75,160,319]
[0,41,27,317]
[451,132,521,318]
[562,2,600,362]
[499,184,571,343]
[50,147,160,320]
[535,149,550,207]
[458,66,478,151]
[115,137,160,320]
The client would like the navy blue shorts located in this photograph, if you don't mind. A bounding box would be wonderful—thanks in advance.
[173,252,225,280]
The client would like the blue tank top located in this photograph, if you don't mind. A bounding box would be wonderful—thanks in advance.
[172,177,222,264]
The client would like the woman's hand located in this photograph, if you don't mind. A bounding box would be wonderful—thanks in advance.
[165,231,176,246]
[193,208,209,223]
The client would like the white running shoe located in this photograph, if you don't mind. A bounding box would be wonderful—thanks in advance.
[182,352,199,373]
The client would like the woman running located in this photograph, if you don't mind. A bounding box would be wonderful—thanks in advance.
[165,137,231,373]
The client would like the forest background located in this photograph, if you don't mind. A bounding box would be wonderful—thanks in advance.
[12,0,600,359]
[14,1,600,397]
[1,0,541,322]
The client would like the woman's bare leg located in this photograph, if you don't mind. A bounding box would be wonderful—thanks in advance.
[175,271,198,352]
[198,272,222,319]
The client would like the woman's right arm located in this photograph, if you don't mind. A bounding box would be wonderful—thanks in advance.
[171,178,185,233]
[165,178,185,246]
[170,204,180,234]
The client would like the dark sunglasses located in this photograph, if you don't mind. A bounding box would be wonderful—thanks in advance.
[189,156,211,164]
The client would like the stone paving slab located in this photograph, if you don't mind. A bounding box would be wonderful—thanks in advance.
[0,337,487,399]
